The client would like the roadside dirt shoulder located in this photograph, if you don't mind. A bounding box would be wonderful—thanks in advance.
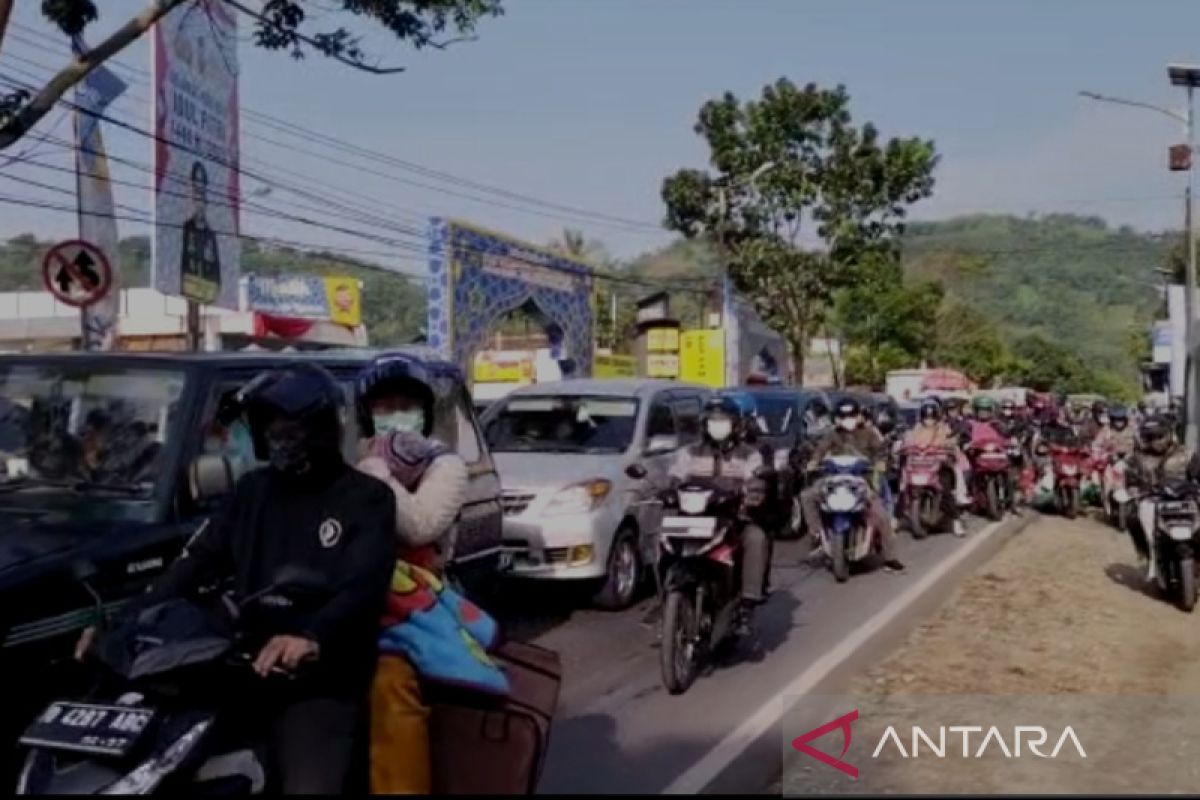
[778,513,1200,794]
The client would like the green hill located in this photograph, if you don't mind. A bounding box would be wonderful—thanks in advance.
[902,213,1170,384]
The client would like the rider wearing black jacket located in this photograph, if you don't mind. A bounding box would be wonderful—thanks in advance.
[84,364,397,794]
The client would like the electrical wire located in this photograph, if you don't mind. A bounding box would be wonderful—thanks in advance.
[2,24,667,234]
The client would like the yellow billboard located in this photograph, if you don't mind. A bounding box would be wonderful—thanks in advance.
[323,277,362,327]
[594,354,636,379]
[473,351,534,384]
[647,327,680,352]
[647,353,680,379]
[680,329,725,388]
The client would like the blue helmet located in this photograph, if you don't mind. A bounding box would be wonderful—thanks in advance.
[355,352,435,438]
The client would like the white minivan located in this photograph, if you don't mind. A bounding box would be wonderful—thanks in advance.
[481,379,710,609]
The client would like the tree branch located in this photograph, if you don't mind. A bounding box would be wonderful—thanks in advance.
[223,0,407,74]
[0,0,188,151]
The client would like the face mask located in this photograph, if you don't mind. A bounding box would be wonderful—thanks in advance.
[266,429,310,476]
[1099,416,1110,426]
[838,416,860,431]
[706,418,733,442]
[374,409,425,436]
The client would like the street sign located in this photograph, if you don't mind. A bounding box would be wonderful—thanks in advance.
[42,240,112,308]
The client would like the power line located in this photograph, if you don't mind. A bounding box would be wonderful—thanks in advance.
[0,66,709,295]
[3,24,667,234]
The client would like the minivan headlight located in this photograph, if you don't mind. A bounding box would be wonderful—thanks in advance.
[544,479,612,515]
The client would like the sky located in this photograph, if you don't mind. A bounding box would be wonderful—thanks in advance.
[2,0,1200,279]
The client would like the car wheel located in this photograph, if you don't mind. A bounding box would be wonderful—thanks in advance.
[594,526,642,610]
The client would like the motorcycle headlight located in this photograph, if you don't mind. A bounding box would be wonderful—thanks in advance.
[824,487,859,513]
[678,490,712,516]
[102,719,212,795]
[1062,465,1079,476]
[910,473,931,486]
[544,479,612,516]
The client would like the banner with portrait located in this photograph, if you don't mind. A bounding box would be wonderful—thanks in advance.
[152,0,241,308]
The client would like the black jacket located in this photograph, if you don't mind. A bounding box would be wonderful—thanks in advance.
[142,461,397,697]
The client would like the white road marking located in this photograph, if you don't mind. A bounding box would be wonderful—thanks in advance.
[661,517,1013,795]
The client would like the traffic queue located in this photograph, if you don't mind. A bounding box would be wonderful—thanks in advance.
[0,344,1192,795]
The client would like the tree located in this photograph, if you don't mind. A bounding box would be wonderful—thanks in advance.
[831,254,943,387]
[1009,334,1088,393]
[0,0,503,149]
[661,78,938,382]
[930,301,1013,386]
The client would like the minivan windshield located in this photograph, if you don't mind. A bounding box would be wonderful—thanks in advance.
[485,395,639,454]
[0,362,188,503]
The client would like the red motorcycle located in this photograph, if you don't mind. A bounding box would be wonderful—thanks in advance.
[968,440,1012,521]
[1049,443,1089,519]
[899,444,954,539]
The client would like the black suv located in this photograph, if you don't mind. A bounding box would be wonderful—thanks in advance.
[0,349,504,776]
[743,386,833,539]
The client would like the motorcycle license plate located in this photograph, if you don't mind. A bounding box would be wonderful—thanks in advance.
[662,516,718,539]
[909,474,931,486]
[20,701,156,758]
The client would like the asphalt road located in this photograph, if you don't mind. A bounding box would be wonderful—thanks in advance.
[490,513,1006,795]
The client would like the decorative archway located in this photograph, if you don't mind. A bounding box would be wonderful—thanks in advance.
[426,218,595,378]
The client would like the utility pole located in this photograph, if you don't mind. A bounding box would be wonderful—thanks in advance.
[1169,64,1200,447]
[1079,80,1200,443]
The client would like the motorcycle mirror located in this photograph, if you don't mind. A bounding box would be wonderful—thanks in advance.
[625,463,648,480]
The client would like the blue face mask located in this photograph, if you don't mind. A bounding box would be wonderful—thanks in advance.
[374,409,425,436]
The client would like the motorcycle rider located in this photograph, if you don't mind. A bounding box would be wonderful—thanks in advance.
[1079,400,1109,444]
[1128,416,1200,582]
[901,398,967,537]
[668,393,773,634]
[352,353,470,795]
[76,364,398,794]
[801,397,906,572]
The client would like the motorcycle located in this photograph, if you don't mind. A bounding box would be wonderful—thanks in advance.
[16,565,328,795]
[899,444,954,540]
[657,479,745,695]
[968,440,1012,522]
[1049,443,1089,519]
[816,455,879,583]
[1146,482,1200,612]
[1100,452,1134,531]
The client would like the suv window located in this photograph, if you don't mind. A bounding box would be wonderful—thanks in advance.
[646,396,677,440]
[805,398,831,435]
[200,380,266,486]
[673,395,703,444]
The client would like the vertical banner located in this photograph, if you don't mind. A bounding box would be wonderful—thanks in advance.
[73,36,127,350]
[152,0,241,308]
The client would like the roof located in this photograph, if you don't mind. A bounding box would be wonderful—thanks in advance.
[0,347,465,379]
[504,378,707,399]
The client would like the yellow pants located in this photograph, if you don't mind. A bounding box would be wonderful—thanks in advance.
[370,655,431,794]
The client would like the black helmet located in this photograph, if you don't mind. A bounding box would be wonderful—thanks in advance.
[1091,399,1107,418]
[919,397,942,422]
[355,352,435,438]
[242,363,346,474]
[1110,405,1129,428]
[1000,398,1017,416]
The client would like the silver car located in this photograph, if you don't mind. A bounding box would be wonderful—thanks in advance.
[481,379,711,609]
